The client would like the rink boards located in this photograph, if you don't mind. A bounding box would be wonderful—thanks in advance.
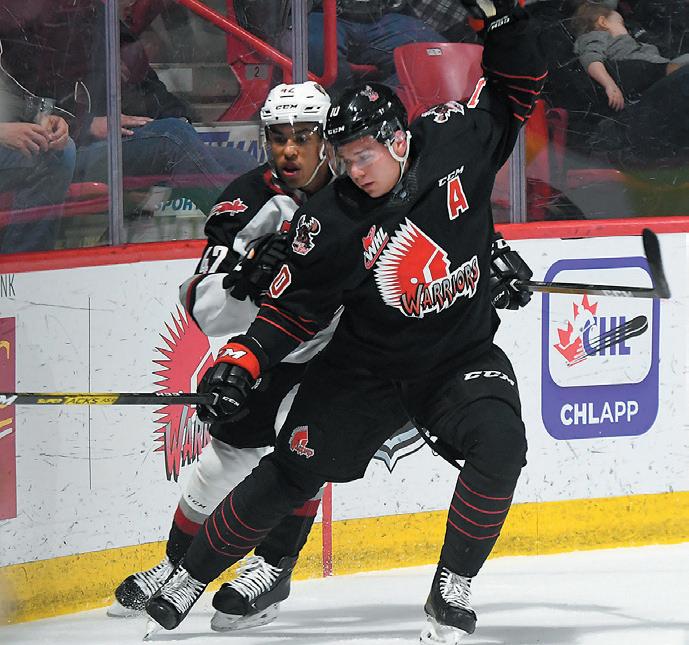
[0,225,688,623]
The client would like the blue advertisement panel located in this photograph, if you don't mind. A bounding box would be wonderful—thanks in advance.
[541,256,660,440]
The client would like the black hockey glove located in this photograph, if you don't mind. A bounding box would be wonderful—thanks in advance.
[461,0,524,34]
[223,232,290,303]
[489,232,533,310]
[197,343,257,423]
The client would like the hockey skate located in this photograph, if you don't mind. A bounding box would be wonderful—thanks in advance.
[145,564,207,630]
[210,554,297,631]
[107,556,175,617]
[419,565,476,644]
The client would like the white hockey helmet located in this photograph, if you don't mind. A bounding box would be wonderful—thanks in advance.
[260,81,331,130]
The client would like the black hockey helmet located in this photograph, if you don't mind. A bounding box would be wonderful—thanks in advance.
[324,83,408,149]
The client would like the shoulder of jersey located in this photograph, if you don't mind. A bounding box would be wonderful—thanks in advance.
[208,163,273,220]
[412,100,470,134]
[300,181,342,214]
[290,182,352,240]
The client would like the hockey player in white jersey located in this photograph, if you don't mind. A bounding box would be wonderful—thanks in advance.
[108,81,336,631]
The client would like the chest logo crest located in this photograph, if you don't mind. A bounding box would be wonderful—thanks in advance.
[374,219,480,318]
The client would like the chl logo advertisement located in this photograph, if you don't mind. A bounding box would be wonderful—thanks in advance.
[542,256,659,440]
[0,317,16,520]
[153,308,214,481]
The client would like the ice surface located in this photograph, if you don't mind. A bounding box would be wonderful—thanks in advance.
[2,543,688,644]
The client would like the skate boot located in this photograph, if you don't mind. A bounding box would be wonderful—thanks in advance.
[145,564,207,630]
[107,556,175,617]
[420,565,476,644]
[210,555,297,631]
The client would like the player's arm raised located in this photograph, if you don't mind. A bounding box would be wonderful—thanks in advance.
[461,0,547,166]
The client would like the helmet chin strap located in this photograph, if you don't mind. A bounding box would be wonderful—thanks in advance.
[300,143,328,192]
[386,130,412,186]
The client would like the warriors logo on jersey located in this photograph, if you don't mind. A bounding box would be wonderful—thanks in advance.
[421,101,464,124]
[292,213,321,256]
[374,219,480,318]
[362,225,389,270]
[209,198,248,218]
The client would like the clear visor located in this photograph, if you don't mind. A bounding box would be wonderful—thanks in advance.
[326,136,388,178]
[266,124,321,148]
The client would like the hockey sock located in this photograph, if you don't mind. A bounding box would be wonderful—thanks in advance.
[440,461,516,577]
[166,506,202,565]
[183,454,324,583]
[255,497,321,566]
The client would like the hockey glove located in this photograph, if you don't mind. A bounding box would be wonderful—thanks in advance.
[197,341,259,422]
[489,232,532,310]
[223,232,290,303]
[461,0,524,34]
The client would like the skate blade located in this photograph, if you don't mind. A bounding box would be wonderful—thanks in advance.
[210,602,279,632]
[143,618,163,641]
[420,616,467,644]
[106,599,145,618]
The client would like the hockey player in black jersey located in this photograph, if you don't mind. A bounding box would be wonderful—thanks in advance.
[145,1,543,642]
[109,81,337,631]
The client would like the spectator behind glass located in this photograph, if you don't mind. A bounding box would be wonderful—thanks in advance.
[0,0,256,219]
[565,1,689,167]
[383,0,476,43]
[282,0,447,94]
[573,2,689,111]
[622,0,689,61]
[0,66,76,254]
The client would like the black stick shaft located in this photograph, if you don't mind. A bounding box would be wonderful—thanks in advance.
[0,392,216,406]
[516,229,670,300]
[515,280,659,298]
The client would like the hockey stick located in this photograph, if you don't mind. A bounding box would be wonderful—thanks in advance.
[516,229,671,299]
[567,315,648,365]
[0,392,217,407]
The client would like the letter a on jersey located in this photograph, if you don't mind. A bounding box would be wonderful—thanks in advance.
[447,175,469,220]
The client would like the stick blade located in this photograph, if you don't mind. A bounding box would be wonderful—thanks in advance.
[642,229,671,299]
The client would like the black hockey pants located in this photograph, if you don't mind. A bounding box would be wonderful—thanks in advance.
[184,343,526,583]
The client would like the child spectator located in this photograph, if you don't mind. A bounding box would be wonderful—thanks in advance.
[573,2,689,110]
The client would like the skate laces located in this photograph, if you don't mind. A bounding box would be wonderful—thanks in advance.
[439,568,473,612]
[160,566,206,613]
[133,556,174,597]
[228,555,282,601]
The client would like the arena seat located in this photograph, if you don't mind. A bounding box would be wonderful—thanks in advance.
[394,41,554,220]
